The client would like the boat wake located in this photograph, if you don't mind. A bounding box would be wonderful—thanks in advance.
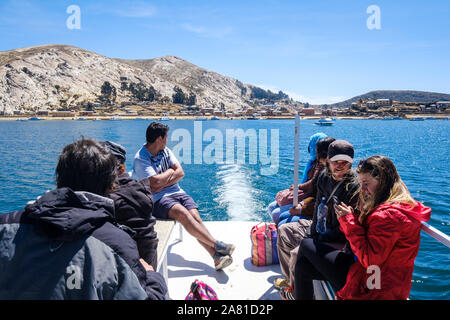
[213,164,263,221]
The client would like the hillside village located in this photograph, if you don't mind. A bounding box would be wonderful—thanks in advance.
[315,98,450,119]
[3,93,449,120]
[3,97,450,120]
[1,79,304,119]
[0,45,449,120]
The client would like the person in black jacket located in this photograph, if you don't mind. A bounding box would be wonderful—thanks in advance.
[293,139,360,300]
[0,138,167,300]
[103,141,159,269]
[309,141,360,244]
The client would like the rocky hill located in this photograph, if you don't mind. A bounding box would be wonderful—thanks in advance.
[0,44,263,114]
[328,90,450,108]
[116,56,254,109]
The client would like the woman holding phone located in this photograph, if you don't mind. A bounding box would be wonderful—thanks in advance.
[334,155,431,300]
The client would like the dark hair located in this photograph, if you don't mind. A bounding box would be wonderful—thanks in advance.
[316,137,336,160]
[146,122,169,144]
[55,138,118,196]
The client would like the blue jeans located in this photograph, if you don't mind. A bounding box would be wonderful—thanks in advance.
[268,201,304,226]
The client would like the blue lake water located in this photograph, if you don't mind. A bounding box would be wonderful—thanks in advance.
[0,118,448,299]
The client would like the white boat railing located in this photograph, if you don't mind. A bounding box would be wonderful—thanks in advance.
[155,220,183,286]
[313,280,335,300]
[421,221,450,248]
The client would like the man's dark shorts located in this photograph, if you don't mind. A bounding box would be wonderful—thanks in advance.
[153,192,198,219]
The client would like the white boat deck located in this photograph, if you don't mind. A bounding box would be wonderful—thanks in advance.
[161,220,450,300]
[165,221,282,300]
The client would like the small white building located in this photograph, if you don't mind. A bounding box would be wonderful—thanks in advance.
[201,107,215,115]
[366,101,377,108]
[37,110,49,116]
[51,111,74,117]
[375,99,392,107]
[436,101,450,109]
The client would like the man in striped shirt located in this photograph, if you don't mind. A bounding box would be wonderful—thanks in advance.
[134,122,235,271]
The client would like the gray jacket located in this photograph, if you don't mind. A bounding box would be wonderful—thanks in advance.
[0,188,167,300]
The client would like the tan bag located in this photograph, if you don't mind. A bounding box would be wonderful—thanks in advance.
[299,197,316,219]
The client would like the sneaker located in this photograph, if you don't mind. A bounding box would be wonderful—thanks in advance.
[214,253,233,271]
[214,240,235,256]
[273,278,289,290]
[280,286,295,300]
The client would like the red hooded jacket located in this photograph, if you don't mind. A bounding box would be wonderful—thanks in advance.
[336,201,431,300]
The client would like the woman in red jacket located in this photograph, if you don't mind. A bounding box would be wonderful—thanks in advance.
[335,155,431,300]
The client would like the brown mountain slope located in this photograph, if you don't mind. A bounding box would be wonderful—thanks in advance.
[0,45,254,113]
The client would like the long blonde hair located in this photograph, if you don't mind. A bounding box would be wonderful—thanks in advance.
[356,155,415,224]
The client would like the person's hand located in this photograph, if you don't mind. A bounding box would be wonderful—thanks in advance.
[334,202,353,219]
[289,202,303,216]
[289,184,294,191]
[140,258,154,272]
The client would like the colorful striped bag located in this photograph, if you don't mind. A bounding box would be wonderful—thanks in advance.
[250,222,279,266]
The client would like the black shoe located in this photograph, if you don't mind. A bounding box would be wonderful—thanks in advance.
[215,240,236,256]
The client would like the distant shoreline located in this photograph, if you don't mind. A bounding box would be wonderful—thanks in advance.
[0,116,301,121]
[1,115,448,121]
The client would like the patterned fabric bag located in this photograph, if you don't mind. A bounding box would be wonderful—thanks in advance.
[185,280,218,300]
[250,222,279,266]
[275,188,308,207]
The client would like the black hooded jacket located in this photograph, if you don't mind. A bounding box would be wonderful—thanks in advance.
[109,172,158,268]
[0,188,167,300]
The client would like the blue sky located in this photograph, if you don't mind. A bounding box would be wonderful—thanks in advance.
[0,0,449,104]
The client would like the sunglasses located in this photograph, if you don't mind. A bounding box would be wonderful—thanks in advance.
[358,159,373,168]
[358,159,381,177]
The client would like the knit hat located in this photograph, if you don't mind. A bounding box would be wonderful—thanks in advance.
[102,141,126,164]
[328,140,354,163]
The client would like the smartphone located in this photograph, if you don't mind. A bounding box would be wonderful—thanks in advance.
[332,195,341,206]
